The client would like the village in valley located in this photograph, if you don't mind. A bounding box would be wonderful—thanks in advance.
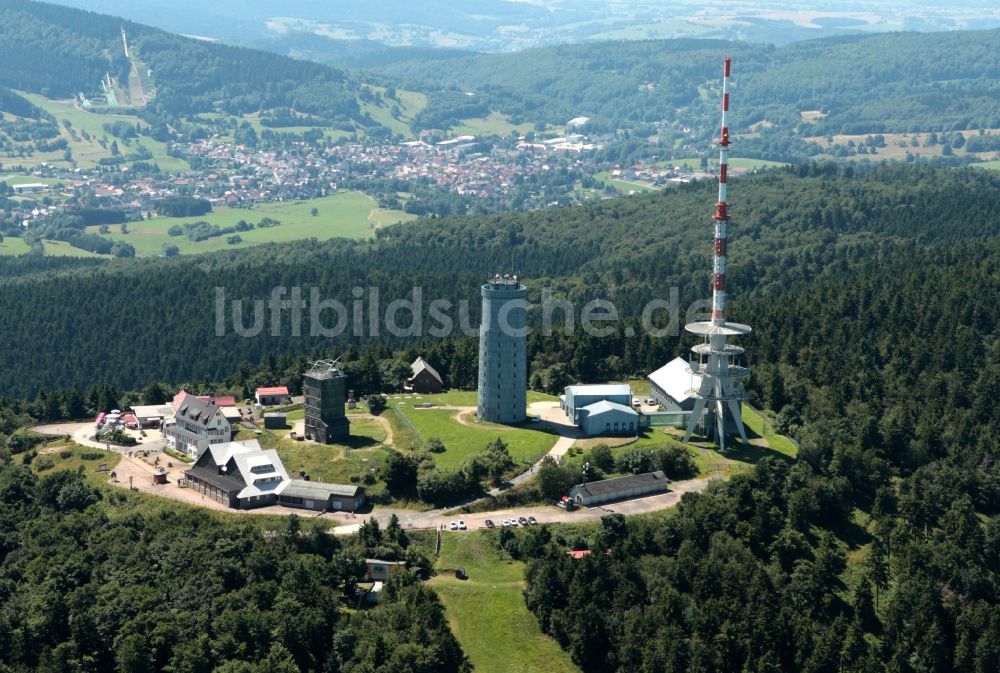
[2,108,731,256]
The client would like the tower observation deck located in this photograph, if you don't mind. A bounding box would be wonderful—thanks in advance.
[682,57,751,452]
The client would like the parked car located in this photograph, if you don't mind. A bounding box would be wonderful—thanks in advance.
[449,521,458,530]
[458,520,467,530]
[485,519,495,528]
[528,516,538,525]
[518,516,529,526]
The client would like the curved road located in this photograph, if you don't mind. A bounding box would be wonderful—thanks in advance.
[31,413,715,534]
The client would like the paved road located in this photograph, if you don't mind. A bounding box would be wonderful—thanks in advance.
[32,409,714,535]
[32,421,166,453]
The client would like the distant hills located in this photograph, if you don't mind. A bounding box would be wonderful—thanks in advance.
[4,0,1000,147]
[43,0,1000,49]
[365,30,1000,138]
[0,0,392,134]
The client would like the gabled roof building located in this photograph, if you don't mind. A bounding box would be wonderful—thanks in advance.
[406,357,443,394]
[164,396,232,459]
[185,439,365,511]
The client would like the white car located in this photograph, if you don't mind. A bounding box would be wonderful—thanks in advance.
[458,520,467,530]
[449,521,458,530]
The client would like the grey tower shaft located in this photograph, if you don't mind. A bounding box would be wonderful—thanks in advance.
[477,275,528,424]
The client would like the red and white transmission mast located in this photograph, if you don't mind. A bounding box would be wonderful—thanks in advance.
[682,57,751,451]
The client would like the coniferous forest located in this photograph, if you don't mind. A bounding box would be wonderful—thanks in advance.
[3,162,999,672]
[0,465,468,673]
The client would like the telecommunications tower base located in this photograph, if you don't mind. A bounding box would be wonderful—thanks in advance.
[477,274,528,424]
[682,57,751,452]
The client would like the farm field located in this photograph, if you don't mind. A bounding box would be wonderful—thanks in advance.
[0,237,103,257]
[0,175,68,186]
[84,192,417,256]
[667,157,789,170]
[804,128,1000,162]
[429,533,581,673]
[450,112,536,137]
[594,171,653,193]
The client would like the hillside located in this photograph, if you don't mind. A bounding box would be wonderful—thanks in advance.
[370,30,1000,140]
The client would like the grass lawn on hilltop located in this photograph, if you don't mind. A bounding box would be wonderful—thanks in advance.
[429,533,580,673]
[28,442,120,487]
[563,404,798,480]
[85,192,417,256]
[243,417,392,494]
[388,390,558,408]
[393,403,557,470]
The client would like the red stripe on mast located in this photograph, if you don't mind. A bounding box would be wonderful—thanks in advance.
[724,57,731,78]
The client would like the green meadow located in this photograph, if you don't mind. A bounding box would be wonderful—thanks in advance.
[84,192,416,256]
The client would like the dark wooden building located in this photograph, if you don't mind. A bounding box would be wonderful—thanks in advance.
[406,357,443,394]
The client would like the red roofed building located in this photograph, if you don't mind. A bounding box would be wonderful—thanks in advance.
[256,386,291,406]
[566,550,592,560]
[172,390,239,411]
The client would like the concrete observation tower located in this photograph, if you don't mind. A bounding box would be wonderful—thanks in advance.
[477,274,528,424]
[682,57,751,452]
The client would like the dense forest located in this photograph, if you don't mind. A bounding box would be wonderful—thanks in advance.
[0,457,468,673]
[1,163,998,401]
[372,30,1000,137]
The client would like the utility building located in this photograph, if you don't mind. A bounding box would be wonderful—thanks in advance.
[569,471,669,507]
[577,400,638,436]
[303,360,350,443]
[477,274,528,423]
[561,383,632,420]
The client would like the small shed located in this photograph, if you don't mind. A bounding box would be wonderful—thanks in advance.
[569,471,669,507]
[263,413,287,430]
[152,470,168,485]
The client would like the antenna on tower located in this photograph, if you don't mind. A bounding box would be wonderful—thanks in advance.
[680,56,752,453]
